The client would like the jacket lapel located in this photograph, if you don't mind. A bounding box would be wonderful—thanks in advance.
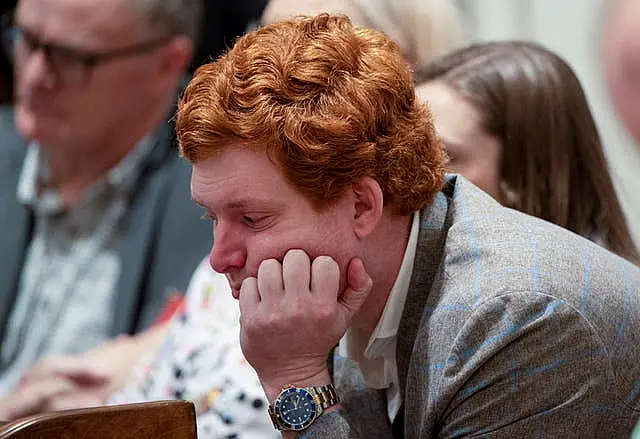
[109,123,175,336]
[0,109,31,341]
[0,159,32,341]
[395,178,455,430]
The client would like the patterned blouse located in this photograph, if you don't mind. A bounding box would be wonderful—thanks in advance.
[109,258,278,439]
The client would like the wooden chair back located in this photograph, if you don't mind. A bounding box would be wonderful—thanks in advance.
[0,400,196,439]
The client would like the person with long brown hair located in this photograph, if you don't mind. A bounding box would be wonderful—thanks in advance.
[416,41,639,264]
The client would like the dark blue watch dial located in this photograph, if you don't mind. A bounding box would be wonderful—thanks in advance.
[275,387,318,430]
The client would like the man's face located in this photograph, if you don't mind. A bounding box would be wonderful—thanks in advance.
[13,0,169,149]
[191,145,359,299]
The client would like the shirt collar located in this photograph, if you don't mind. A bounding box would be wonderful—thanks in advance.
[17,144,46,210]
[16,136,155,215]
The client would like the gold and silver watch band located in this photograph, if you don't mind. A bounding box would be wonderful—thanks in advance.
[310,383,340,409]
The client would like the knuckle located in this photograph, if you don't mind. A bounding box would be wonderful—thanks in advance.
[314,303,336,324]
[243,319,262,338]
[287,301,307,321]
[244,310,281,333]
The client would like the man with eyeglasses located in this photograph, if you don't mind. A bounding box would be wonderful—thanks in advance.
[0,0,211,400]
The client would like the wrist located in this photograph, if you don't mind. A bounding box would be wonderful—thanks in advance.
[261,368,332,402]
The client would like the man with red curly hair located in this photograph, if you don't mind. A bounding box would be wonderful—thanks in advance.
[176,13,640,438]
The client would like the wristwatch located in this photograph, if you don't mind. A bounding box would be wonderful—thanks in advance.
[268,384,339,431]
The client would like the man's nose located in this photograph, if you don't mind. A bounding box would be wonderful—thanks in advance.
[18,49,56,90]
[209,224,246,274]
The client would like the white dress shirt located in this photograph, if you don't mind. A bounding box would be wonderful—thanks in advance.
[338,211,420,421]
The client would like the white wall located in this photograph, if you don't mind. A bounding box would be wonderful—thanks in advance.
[459,0,640,244]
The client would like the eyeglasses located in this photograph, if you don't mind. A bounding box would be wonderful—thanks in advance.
[4,25,172,86]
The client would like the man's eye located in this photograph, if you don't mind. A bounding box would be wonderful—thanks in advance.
[50,46,85,64]
[242,215,268,227]
[243,215,259,224]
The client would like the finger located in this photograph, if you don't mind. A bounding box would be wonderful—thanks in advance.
[20,357,64,384]
[239,276,260,316]
[310,256,340,299]
[338,257,373,315]
[257,258,284,302]
[282,249,311,295]
[21,357,109,386]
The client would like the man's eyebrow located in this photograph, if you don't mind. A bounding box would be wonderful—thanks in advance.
[190,199,262,210]
[226,201,251,209]
[17,23,89,53]
[226,198,280,210]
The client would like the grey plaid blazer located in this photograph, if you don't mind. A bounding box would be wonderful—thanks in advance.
[304,175,640,438]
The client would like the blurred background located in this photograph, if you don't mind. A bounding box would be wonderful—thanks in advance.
[1,0,639,432]
[1,0,638,242]
[459,0,640,244]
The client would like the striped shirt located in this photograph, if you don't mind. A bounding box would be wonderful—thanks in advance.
[0,139,154,395]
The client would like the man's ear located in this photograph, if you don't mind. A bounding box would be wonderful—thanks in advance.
[160,35,193,77]
[351,177,384,239]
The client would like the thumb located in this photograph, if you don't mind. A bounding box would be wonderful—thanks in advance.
[338,257,373,315]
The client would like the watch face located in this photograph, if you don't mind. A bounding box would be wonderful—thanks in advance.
[275,387,318,430]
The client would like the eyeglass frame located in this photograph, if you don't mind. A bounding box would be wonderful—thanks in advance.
[4,23,175,86]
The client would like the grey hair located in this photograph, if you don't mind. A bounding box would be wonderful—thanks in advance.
[133,0,203,42]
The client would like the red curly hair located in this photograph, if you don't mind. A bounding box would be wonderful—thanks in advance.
[176,13,446,215]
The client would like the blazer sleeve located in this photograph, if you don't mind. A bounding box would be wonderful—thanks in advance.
[430,291,634,438]
[294,411,359,438]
